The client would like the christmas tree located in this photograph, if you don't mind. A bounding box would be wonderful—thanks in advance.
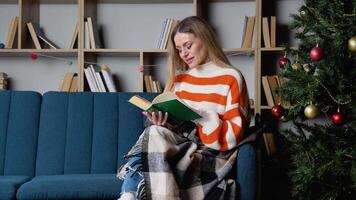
[275,0,356,199]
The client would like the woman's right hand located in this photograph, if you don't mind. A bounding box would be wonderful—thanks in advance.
[142,111,168,127]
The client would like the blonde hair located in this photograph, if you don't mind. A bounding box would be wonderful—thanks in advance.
[164,16,232,92]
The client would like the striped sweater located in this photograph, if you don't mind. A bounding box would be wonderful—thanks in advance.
[173,62,250,151]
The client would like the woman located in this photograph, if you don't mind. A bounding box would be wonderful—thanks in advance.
[118,16,252,200]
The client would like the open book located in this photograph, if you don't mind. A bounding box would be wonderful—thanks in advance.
[128,92,201,125]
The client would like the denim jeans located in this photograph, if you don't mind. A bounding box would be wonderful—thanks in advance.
[237,143,256,200]
[120,142,144,198]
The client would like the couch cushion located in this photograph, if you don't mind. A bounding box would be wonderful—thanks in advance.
[16,174,120,200]
[0,91,41,177]
[0,176,31,200]
[36,92,158,176]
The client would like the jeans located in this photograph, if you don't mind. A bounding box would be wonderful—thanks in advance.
[120,142,144,197]
[237,143,257,200]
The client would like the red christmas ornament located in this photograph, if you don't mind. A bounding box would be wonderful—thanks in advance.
[31,53,38,60]
[271,104,284,118]
[278,56,290,68]
[330,112,344,125]
[310,46,324,61]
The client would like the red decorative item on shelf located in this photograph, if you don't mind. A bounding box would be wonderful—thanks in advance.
[330,111,344,125]
[278,56,290,68]
[271,104,284,118]
[310,45,324,61]
[31,53,38,60]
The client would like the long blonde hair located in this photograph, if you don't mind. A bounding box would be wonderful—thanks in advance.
[164,16,232,92]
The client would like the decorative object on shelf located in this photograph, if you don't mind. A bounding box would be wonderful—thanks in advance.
[278,54,290,68]
[31,53,38,60]
[0,43,5,49]
[310,44,324,61]
[0,72,8,90]
[304,103,319,119]
[330,109,344,125]
[348,36,356,52]
[271,104,284,118]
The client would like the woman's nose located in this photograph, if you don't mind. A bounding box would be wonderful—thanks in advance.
[182,49,189,57]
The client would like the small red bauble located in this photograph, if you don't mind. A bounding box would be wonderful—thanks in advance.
[31,53,38,60]
[271,104,284,118]
[278,57,290,68]
[310,47,324,61]
[330,112,344,125]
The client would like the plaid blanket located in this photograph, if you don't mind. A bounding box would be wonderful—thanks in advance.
[140,125,237,200]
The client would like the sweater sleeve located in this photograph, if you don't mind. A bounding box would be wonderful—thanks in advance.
[194,72,250,151]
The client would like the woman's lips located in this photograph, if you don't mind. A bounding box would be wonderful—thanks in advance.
[186,57,194,64]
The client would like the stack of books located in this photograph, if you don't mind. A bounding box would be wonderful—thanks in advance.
[157,18,178,49]
[0,72,8,90]
[84,64,117,92]
[144,75,162,93]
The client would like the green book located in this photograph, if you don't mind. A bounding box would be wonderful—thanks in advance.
[128,92,201,123]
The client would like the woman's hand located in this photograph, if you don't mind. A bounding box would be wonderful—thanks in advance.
[142,111,168,127]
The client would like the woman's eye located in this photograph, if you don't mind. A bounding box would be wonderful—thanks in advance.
[187,44,192,49]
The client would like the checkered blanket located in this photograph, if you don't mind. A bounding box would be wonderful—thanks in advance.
[140,125,237,200]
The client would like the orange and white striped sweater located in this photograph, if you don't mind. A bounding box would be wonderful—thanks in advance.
[173,62,250,151]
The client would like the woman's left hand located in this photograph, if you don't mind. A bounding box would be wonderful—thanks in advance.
[142,111,168,127]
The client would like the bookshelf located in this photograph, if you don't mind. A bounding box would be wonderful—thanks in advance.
[0,0,302,113]
[0,0,302,198]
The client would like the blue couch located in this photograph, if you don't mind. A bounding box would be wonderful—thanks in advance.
[0,91,257,200]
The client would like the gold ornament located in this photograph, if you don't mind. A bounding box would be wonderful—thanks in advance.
[303,64,311,72]
[292,63,302,70]
[304,104,319,119]
[348,36,356,52]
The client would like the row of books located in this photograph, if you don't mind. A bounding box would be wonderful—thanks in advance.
[144,75,162,93]
[84,17,102,49]
[157,18,178,49]
[59,72,78,92]
[240,15,276,48]
[262,16,276,48]
[261,75,290,107]
[0,72,8,90]
[84,64,117,92]
[3,16,78,49]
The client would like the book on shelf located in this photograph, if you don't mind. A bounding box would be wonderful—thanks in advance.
[128,92,201,126]
[263,132,276,156]
[270,16,276,48]
[91,64,107,92]
[69,75,78,92]
[100,64,117,92]
[5,16,18,49]
[27,22,42,49]
[69,22,79,49]
[84,21,90,49]
[262,17,271,48]
[261,75,290,107]
[157,18,178,49]
[144,75,152,92]
[86,17,102,49]
[27,22,59,49]
[266,75,279,104]
[241,16,255,48]
[60,72,76,92]
[84,66,98,92]
[261,76,275,107]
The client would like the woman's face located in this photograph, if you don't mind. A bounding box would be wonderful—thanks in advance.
[174,32,209,68]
